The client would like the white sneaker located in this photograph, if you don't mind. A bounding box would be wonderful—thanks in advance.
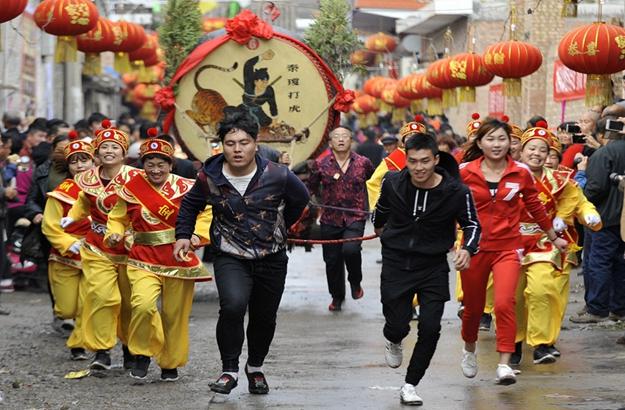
[385,339,402,368]
[461,348,478,378]
[495,364,517,385]
[400,383,423,406]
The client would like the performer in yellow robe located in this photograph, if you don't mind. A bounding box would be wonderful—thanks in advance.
[105,133,212,381]
[514,122,601,365]
[62,120,140,370]
[42,137,94,360]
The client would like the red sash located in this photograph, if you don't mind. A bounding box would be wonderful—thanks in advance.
[384,148,406,171]
[124,175,179,228]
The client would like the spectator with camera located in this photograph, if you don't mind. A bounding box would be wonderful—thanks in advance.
[561,109,601,169]
[571,116,625,323]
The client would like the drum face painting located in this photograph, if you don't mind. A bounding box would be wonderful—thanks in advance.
[174,34,340,165]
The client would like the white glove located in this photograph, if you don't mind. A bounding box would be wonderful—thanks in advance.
[60,217,75,229]
[68,241,81,255]
[552,217,567,233]
[584,214,601,227]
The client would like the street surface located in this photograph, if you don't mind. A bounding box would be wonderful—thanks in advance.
[1,226,625,409]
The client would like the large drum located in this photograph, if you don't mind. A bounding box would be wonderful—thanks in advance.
[164,13,346,164]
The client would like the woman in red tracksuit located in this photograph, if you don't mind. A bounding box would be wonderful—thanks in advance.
[458,118,567,385]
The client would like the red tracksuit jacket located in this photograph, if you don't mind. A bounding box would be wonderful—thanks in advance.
[460,156,553,251]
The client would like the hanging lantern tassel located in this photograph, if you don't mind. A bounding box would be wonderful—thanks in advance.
[585,74,612,107]
[379,101,392,114]
[366,112,378,126]
[427,98,443,116]
[392,107,405,123]
[141,100,157,121]
[357,114,367,125]
[503,78,522,97]
[115,52,132,73]
[458,86,476,103]
[561,0,577,17]
[410,100,423,113]
[134,61,150,83]
[55,36,79,63]
[442,88,458,108]
[83,53,102,76]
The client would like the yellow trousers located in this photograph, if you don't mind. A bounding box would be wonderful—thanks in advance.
[80,247,131,351]
[515,262,562,347]
[554,264,572,324]
[48,261,85,349]
[126,267,195,369]
[455,270,494,314]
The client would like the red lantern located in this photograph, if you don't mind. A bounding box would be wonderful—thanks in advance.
[415,75,443,115]
[203,17,227,33]
[0,0,27,24]
[558,22,625,106]
[381,85,411,108]
[483,40,542,96]
[426,58,461,107]
[34,0,99,63]
[449,52,495,102]
[77,18,115,76]
[110,21,147,73]
[350,49,377,66]
[397,74,422,100]
[365,32,397,53]
[129,34,159,82]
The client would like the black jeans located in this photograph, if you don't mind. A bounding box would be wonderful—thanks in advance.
[380,254,449,386]
[213,251,289,372]
[320,221,365,300]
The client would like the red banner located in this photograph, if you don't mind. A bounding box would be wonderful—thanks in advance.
[488,84,505,117]
[553,60,586,102]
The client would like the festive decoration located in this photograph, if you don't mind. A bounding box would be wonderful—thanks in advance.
[34,0,99,63]
[0,0,28,24]
[333,89,356,113]
[202,17,227,33]
[450,53,495,102]
[225,9,273,44]
[397,73,422,100]
[426,58,461,108]
[483,41,542,96]
[163,10,346,164]
[350,49,377,66]
[466,113,482,137]
[130,34,159,82]
[159,0,203,82]
[416,75,443,115]
[77,18,115,76]
[304,0,361,81]
[558,22,625,106]
[364,32,397,53]
[110,21,147,73]
[155,86,176,111]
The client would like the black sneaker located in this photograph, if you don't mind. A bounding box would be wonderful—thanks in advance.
[210,373,238,394]
[510,342,523,366]
[548,345,561,357]
[70,348,88,361]
[130,355,150,380]
[479,313,492,331]
[160,368,179,382]
[90,350,111,370]
[533,345,556,364]
[245,366,269,394]
[122,345,136,370]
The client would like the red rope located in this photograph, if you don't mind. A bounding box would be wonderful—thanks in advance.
[287,234,378,245]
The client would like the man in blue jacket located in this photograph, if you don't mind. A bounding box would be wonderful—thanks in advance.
[174,105,309,396]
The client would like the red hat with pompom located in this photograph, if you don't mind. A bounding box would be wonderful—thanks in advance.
[63,130,94,159]
[94,119,129,153]
[399,114,428,141]
[521,119,555,147]
[466,113,482,138]
[139,127,175,159]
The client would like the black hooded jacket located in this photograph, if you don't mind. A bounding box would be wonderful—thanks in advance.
[372,167,480,267]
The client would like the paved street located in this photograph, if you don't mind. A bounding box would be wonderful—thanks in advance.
[1,228,625,409]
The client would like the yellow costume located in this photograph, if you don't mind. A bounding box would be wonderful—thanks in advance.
[106,138,212,371]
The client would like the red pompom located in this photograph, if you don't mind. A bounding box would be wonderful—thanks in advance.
[414,114,425,123]
[101,119,111,129]
[68,130,78,140]
[147,127,158,138]
[471,112,480,120]
[501,115,510,123]
[536,120,548,129]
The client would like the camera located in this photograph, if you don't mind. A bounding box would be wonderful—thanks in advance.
[566,124,581,134]
[572,134,586,144]
[605,119,625,133]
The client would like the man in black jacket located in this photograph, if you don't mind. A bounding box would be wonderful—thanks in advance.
[372,133,480,406]
[174,105,309,396]
[575,127,625,323]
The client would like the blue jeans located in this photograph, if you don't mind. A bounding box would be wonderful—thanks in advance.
[586,226,625,317]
